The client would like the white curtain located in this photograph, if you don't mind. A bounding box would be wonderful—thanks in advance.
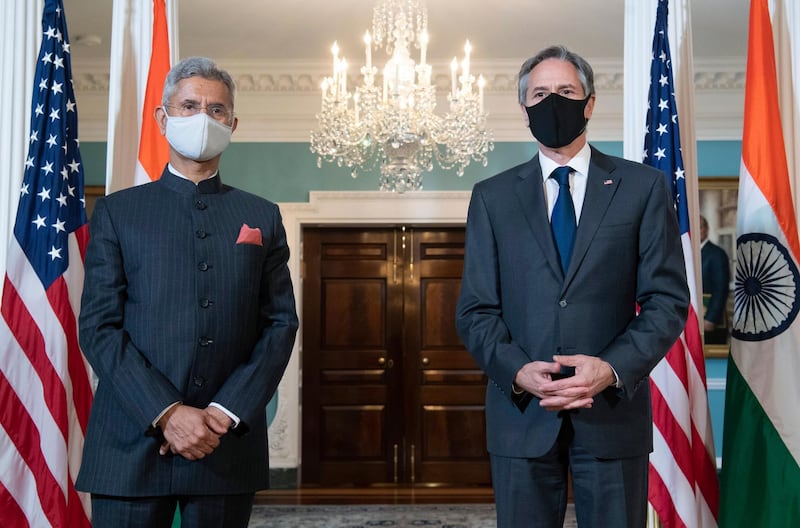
[0,0,44,296]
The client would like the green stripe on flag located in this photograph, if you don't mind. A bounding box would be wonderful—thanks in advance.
[719,358,800,526]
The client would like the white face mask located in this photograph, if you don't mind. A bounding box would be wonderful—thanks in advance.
[164,112,232,161]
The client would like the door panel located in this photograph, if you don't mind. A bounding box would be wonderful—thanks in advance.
[302,226,490,486]
[302,229,402,485]
[406,229,490,485]
[321,279,386,347]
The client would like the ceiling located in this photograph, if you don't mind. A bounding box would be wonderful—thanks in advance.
[62,0,750,144]
[66,0,748,67]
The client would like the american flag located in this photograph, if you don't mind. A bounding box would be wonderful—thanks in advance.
[642,1,720,527]
[0,0,93,526]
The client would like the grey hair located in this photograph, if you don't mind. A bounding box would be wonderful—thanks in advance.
[517,45,595,104]
[162,56,236,106]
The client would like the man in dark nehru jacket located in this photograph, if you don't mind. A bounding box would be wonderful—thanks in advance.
[77,56,298,528]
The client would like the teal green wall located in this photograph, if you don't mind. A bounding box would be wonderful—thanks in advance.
[82,139,739,462]
[82,140,742,202]
[79,142,107,188]
[706,357,728,464]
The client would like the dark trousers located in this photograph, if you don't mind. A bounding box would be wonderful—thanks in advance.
[490,417,648,528]
[90,493,255,528]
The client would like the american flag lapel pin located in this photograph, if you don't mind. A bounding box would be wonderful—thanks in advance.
[604,179,613,185]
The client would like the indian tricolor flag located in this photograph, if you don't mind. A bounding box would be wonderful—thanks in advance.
[719,0,800,525]
[105,0,175,193]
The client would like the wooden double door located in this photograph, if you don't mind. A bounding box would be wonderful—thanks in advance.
[301,226,491,486]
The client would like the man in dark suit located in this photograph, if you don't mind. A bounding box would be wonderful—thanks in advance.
[77,57,298,528]
[699,214,730,344]
[455,45,689,527]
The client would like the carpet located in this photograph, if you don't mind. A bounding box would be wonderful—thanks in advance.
[248,503,578,527]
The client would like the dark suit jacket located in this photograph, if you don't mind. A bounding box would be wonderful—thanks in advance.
[455,147,689,460]
[701,240,730,325]
[76,169,298,496]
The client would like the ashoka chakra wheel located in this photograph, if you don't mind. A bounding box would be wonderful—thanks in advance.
[732,232,800,341]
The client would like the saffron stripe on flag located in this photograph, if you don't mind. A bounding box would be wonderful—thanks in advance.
[720,1,800,525]
[135,0,171,184]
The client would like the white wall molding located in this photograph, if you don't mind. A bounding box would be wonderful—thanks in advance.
[72,58,745,94]
[72,58,744,143]
[707,377,727,391]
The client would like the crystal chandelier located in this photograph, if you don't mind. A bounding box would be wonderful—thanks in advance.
[310,0,494,192]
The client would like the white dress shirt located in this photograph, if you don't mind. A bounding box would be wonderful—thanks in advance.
[538,142,591,224]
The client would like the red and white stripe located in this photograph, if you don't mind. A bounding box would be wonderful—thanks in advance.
[0,226,93,528]
[649,233,720,528]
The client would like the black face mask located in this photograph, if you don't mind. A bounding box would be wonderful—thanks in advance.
[525,93,591,148]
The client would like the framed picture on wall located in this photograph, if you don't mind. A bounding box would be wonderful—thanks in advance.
[698,177,738,358]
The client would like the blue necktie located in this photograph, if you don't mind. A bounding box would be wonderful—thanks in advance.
[550,166,577,272]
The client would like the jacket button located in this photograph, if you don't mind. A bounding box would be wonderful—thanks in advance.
[193,376,206,387]
[198,262,209,271]
[559,299,568,308]
[198,336,213,346]
[200,298,211,308]
[195,200,207,210]
[196,229,207,239]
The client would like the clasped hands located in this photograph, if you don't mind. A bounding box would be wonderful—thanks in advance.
[156,404,233,460]
[514,354,616,411]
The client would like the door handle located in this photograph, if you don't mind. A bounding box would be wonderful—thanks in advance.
[410,444,416,484]
[378,357,394,368]
[393,443,399,483]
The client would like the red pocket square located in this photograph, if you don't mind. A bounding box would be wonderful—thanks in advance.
[236,224,262,246]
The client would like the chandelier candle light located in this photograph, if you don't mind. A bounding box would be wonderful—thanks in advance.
[310,0,494,192]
